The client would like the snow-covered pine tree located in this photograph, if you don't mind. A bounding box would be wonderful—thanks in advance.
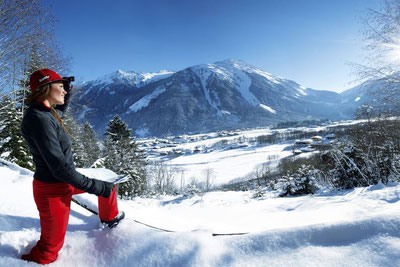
[0,97,14,154]
[81,122,100,167]
[103,115,147,198]
[0,96,33,169]
[0,44,45,170]
[184,178,200,196]
[63,110,85,168]
[274,165,320,197]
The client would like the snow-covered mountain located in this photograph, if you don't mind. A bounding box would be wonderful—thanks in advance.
[339,76,400,116]
[73,69,175,121]
[71,60,353,137]
[81,69,175,90]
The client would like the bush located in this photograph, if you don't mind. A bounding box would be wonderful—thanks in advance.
[252,186,266,198]
[322,143,400,189]
[278,154,327,176]
[184,181,201,196]
[274,165,320,196]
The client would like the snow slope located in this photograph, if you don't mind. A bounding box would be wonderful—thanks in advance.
[1,159,400,266]
[128,86,166,113]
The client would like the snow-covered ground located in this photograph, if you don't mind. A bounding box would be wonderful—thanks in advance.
[1,159,400,266]
[167,143,292,185]
[142,120,361,185]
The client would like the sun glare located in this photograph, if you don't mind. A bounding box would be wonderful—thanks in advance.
[383,35,400,66]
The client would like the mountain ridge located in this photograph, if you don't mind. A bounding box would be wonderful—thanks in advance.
[70,59,369,137]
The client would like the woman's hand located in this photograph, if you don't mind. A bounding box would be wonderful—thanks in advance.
[88,179,115,198]
[63,81,72,93]
[102,181,115,198]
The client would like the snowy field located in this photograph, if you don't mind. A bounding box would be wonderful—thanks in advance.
[143,120,362,185]
[167,143,292,185]
[1,160,400,266]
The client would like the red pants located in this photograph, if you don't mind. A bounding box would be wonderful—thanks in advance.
[25,179,119,264]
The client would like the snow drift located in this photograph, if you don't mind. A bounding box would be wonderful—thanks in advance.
[0,159,399,266]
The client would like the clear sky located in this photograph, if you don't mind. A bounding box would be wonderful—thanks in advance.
[43,0,380,93]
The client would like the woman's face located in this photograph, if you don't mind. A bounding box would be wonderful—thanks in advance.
[47,82,67,105]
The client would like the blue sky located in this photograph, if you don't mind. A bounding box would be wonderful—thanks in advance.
[44,0,380,92]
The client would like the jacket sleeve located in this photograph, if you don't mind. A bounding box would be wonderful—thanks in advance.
[29,114,113,197]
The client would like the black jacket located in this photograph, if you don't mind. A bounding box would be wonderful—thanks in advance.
[21,93,113,197]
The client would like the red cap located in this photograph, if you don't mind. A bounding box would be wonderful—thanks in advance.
[29,69,65,92]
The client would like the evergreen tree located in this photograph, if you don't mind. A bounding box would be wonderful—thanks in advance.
[81,122,101,167]
[63,110,85,168]
[0,96,33,169]
[103,116,147,198]
[105,116,131,142]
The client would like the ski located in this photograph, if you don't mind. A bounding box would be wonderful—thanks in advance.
[71,197,98,215]
[71,196,250,237]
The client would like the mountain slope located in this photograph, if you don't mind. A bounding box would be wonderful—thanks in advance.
[71,60,350,137]
[339,76,400,116]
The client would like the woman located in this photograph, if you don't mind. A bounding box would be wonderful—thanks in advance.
[20,69,125,264]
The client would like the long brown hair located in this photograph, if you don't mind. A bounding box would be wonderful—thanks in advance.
[27,84,51,105]
[27,83,70,134]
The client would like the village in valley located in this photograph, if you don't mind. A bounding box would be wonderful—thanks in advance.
[136,119,350,188]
